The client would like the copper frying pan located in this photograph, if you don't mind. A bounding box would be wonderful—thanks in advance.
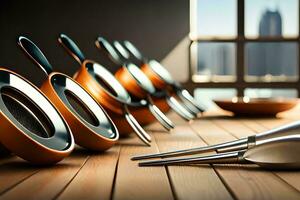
[0,68,74,164]
[95,37,195,121]
[18,36,119,151]
[122,41,204,116]
[57,34,158,146]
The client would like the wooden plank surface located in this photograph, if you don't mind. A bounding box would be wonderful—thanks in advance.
[147,122,233,200]
[112,134,174,200]
[0,148,89,200]
[56,146,120,200]
[0,157,39,195]
[241,118,300,192]
[190,117,300,200]
[1,109,300,200]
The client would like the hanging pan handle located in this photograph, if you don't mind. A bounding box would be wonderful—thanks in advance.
[17,36,53,76]
[166,94,195,121]
[58,34,86,64]
[113,41,130,60]
[146,94,174,131]
[123,105,152,146]
[123,40,145,62]
[95,37,123,66]
[175,85,205,113]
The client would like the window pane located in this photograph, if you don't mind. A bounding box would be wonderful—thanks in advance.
[194,88,237,109]
[245,42,298,82]
[245,0,299,38]
[245,88,298,98]
[191,42,236,82]
[190,0,237,39]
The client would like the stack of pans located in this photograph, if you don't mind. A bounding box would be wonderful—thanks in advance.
[0,34,203,165]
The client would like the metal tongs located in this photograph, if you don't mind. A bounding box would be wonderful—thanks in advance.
[138,134,300,170]
[132,120,300,160]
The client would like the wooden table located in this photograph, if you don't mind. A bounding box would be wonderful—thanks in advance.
[1,107,300,200]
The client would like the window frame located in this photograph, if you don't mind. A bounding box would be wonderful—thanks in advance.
[186,0,300,97]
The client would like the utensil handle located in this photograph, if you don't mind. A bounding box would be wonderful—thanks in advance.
[58,34,86,64]
[179,99,202,116]
[131,137,248,160]
[166,95,195,121]
[95,37,122,65]
[123,40,144,62]
[256,120,300,142]
[175,87,204,113]
[17,36,53,76]
[146,95,175,131]
[113,41,130,60]
[123,105,152,146]
[139,151,242,166]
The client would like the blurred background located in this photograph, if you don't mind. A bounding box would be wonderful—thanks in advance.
[0,0,188,83]
[0,0,299,109]
[190,0,300,108]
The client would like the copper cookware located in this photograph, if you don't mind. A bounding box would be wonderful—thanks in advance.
[122,41,204,116]
[0,68,74,164]
[95,37,195,121]
[57,34,158,146]
[18,36,118,151]
[214,97,299,116]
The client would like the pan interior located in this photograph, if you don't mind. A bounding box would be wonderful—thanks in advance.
[126,63,155,94]
[86,62,131,103]
[148,60,174,85]
[64,89,99,126]
[94,75,118,97]
[51,74,118,139]
[1,86,54,138]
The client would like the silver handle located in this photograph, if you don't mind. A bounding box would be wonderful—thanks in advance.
[176,89,204,113]
[146,95,174,131]
[139,151,242,166]
[166,95,195,121]
[132,137,248,160]
[256,120,300,142]
[124,105,151,146]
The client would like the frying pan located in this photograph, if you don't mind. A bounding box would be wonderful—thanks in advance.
[95,37,195,121]
[0,68,74,164]
[18,36,119,151]
[122,40,204,115]
[57,34,157,146]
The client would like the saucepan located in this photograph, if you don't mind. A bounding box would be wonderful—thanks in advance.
[95,37,195,122]
[18,36,119,151]
[57,34,174,145]
[122,41,204,116]
[0,67,74,164]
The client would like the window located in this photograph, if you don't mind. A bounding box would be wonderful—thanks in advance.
[189,0,300,98]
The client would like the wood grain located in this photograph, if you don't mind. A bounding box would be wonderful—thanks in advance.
[112,134,174,200]
[190,118,300,200]
[0,156,39,195]
[56,146,120,200]
[150,122,233,200]
[0,147,89,200]
[1,109,300,199]
[241,118,300,193]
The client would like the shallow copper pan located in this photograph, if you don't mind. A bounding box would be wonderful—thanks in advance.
[18,36,119,151]
[96,37,195,122]
[57,34,153,146]
[121,41,204,115]
[0,68,74,164]
[214,97,299,116]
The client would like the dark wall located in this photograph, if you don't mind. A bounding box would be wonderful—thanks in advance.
[0,0,189,85]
